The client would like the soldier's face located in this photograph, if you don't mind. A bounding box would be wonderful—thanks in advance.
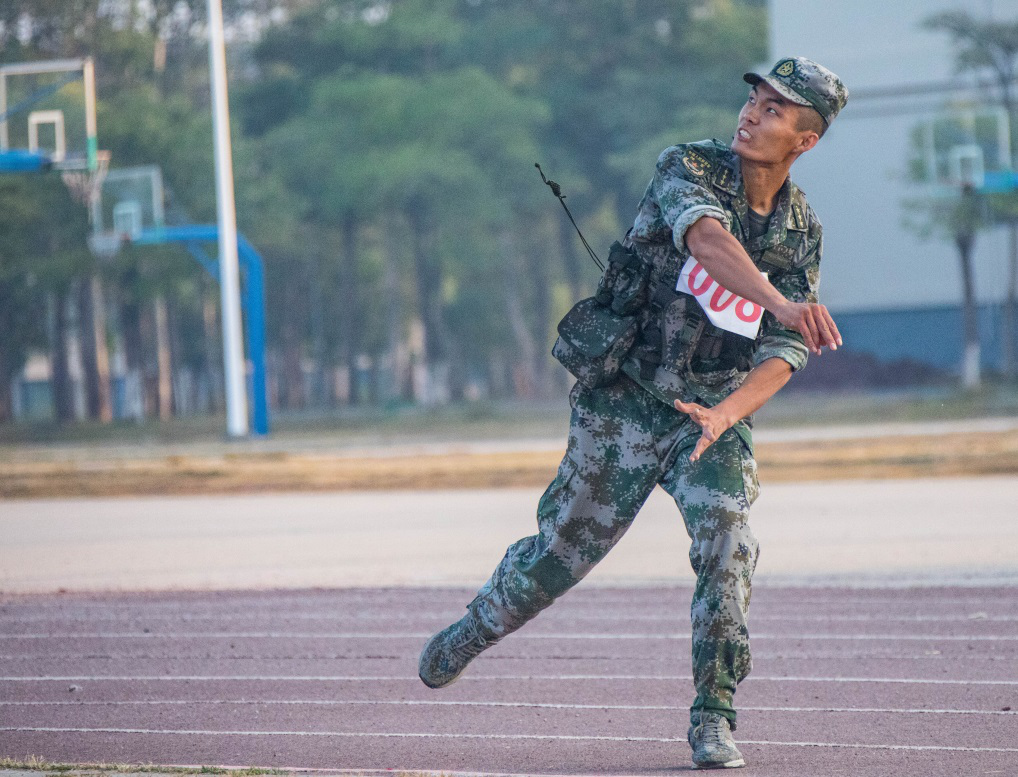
[732,83,817,164]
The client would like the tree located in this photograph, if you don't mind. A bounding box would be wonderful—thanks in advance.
[925,10,1018,379]
[0,175,88,422]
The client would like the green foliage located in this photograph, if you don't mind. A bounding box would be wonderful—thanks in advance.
[923,10,1018,225]
[1,0,771,412]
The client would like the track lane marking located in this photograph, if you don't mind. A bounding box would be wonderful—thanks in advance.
[3,612,1016,622]
[1,595,1014,608]
[3,674,1018,685]
[3,651,1013,661]
[3,631,1015,641]
[2,726,1016,752]
[2,699,1014,715]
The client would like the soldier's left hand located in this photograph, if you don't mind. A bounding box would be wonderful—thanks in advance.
[674,400,732,462]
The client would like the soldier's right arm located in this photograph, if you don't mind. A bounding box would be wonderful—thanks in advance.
[685,215,841,355]
[648,145,841,353]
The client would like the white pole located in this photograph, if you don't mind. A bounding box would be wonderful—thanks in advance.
[0,74,8,151]
[82,57,98,171]
[206,0,249,437]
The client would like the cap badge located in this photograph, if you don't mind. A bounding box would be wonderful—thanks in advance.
[776,59,795,77]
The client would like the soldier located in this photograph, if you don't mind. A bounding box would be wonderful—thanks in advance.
[419,57,849,770]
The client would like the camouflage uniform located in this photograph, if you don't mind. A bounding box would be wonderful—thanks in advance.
[463,136,825,731]
[457,54,854,734]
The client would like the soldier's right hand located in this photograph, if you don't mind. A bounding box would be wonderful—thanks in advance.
[773,301,842,355]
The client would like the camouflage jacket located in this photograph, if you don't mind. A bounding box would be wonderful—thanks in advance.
[622,138,823,410]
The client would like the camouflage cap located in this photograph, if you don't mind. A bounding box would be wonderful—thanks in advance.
[743,57,849,127]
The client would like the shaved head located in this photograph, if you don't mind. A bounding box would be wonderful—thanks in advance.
[795,106,827,140]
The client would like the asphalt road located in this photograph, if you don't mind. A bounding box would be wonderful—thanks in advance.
[1,585,1016,776]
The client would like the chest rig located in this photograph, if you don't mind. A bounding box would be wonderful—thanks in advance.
[628,152,812,382]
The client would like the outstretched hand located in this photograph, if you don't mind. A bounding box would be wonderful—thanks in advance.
[773,301,842,356]
[674,400,733,462]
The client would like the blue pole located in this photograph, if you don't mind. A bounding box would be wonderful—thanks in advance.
[137,224,271,435]
[238,234,269,436]
[185,242,218,278]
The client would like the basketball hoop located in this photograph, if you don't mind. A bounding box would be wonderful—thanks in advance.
[87,230,128,261]
[60,150,111,210]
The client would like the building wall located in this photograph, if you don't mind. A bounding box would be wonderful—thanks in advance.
[769,0,1018,313]
[834,303,1006,372]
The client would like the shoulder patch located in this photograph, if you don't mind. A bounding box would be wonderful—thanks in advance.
[682,148,711,178]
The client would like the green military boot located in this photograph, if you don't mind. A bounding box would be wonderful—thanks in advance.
[687,712,745,769]
[418,613,499,689]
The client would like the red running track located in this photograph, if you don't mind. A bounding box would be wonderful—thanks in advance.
[1,585,1017,776]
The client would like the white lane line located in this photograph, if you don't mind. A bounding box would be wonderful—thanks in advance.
[3,674,1017,685]
[2,699,1013,715]
[0,595,1012,607]
[3,631,1015,641]
[2,612,1015,623]
[2,651,1012,661]
[1,726,1015,752]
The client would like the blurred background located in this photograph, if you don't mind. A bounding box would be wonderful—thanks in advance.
[1,0,1017,448]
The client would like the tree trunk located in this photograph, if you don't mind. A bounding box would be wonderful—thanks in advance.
[308,263,328,407]
[77,274,114,422]
[380,224,408,404]
[153,295,173,420]
[406,205,450,405]
[202,289,224,412]
[0,336,12,424]
[276,265,306,409]
[956,231,980,389]
[49,291,76,423]
[279,322,304,410]
[523,236,553,398]
[498,231,538,398]
[339,213,361,404]
[558,214,586,303]
[1005,220,1017,380]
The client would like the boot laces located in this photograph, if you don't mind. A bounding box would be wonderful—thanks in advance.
[450,617,493,660]
[697,714,729,747]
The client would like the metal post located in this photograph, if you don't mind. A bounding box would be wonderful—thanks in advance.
[82,57,98,172]
[206,0,249,437]
[238,235,269,435]
[0,74,8,151]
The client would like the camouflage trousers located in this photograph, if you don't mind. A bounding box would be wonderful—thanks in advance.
[468,374,761,728]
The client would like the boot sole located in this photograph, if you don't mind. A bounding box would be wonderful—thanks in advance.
[692,757,746,769]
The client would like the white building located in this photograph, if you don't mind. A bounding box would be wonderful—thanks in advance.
[770,0,1018,314]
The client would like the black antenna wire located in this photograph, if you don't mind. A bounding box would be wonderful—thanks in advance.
[535,163,604,271]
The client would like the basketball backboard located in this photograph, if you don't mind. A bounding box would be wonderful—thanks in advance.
[86,165,165,259]
[912,105,1012,190]
[96,166,165,236]
[0,59,100,173]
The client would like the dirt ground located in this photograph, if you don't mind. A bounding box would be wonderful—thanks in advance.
[2,428,1016,499]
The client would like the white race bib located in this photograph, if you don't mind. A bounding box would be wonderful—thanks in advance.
[676,257,767,339]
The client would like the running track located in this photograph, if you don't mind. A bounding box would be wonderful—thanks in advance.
[1,585,1016,776]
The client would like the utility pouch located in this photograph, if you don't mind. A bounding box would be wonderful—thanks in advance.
[594,241,650,316]
[552,297,638,389]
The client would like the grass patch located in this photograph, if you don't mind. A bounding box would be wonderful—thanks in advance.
[0,759,446,777]
[0,757,284,775]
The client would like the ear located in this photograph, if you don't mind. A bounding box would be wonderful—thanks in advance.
[797,131,820,154]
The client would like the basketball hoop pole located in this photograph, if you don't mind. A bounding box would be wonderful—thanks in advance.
[83,57,98,173]
[207,0,250,438]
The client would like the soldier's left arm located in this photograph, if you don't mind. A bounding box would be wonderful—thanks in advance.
[675,358,793,462]
[675,233,825,462]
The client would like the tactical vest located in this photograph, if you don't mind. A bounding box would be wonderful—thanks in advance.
[626,150,813,382]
